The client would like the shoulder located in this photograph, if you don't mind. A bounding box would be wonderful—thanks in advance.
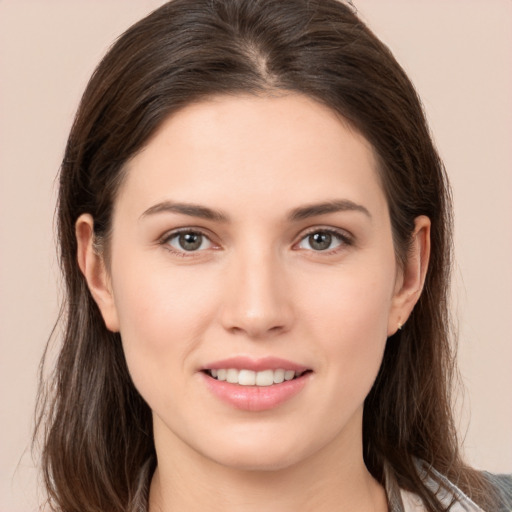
[399,462,512,512]
[481,471,512,511]
[432,468,512,512]
[434,469,512,512]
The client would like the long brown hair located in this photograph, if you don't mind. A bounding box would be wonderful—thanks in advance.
[35,1,495,510]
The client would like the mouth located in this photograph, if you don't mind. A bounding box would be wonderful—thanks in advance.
[200,357,312,411]
[203,368,311,386]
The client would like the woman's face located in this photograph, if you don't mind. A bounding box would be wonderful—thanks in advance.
[82,94,425,471]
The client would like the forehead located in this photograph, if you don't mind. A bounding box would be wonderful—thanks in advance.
[118,93,386,220]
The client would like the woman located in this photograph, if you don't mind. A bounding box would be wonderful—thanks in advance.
[35,0,511,511]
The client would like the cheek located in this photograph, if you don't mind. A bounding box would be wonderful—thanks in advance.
[299,260,395,340]
[297,262,394,390]
[110,256,219,402]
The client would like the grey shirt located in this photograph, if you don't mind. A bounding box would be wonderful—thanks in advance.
[385,462,512,511]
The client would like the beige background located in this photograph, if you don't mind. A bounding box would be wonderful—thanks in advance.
[0,1,510,510]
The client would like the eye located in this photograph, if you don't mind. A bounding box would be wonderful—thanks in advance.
[164,230,213,253]
[296,229,349,252]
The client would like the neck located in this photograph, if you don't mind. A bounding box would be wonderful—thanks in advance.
[148,412,388,512]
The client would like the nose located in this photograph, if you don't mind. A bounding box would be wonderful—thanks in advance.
[219,248,294,339]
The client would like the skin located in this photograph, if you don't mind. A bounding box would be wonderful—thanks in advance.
[77,94,430,512]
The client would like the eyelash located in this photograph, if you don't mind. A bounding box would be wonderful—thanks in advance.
[159,227,353,257]
[296,227,353,254]
[160,228,217,258]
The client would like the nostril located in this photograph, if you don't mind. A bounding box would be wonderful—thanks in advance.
[226,323,286,338]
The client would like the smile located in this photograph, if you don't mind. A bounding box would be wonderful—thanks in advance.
[201,357,312,411]
[206,368,306,386]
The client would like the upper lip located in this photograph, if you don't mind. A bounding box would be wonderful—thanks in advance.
[201,356,310,373]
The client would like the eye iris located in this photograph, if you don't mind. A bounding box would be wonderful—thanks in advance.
[309,232,332,251]
[179,232,202,251]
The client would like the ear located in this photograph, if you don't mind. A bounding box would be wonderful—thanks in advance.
[387,215,431,336]
[76,214,120,332]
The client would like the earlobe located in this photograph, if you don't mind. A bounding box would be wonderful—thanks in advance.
[76,214,120,332]
[388,215,431,336]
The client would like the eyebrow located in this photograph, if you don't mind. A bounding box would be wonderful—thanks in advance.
[140,201,229,222]
[140,198,371,223]
[287,199,371,221]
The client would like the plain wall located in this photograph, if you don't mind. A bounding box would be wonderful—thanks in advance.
[1,1,510,510]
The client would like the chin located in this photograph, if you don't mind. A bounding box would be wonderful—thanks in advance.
[211,449,303,473]
[197,430,319,473]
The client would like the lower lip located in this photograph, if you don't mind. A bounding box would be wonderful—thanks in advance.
[201,372,310,412]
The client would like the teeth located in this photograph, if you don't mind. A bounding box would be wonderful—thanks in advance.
[284,370,295,381]
[239,369,256,386]
[209,368,303,386]
[256,369,273,386]
[273,368,285,383]
[226,368,238,383]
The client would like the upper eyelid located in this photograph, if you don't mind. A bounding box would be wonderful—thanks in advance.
[159,226,215,243]
[158,225,353,249]
[159,228,217,257]
[293,227,354,254]
[296,225,353,241]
